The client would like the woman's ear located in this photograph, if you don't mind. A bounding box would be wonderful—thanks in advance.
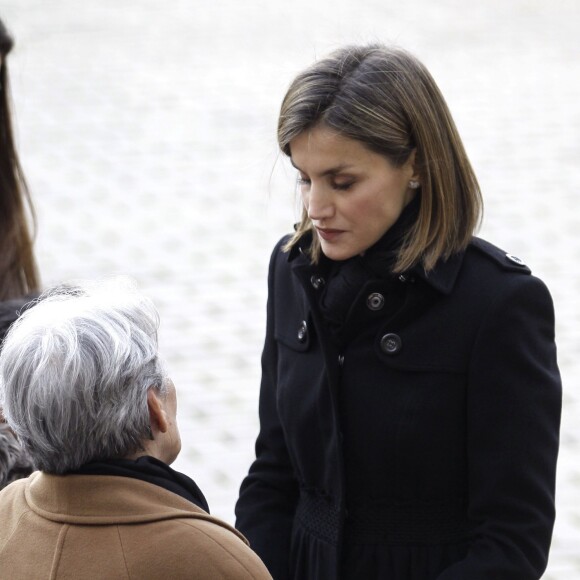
[147,388,168,434]
[407,149,419,181]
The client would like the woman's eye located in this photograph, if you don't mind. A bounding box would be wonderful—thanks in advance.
[297,176,311,187]
[333,181,354,191]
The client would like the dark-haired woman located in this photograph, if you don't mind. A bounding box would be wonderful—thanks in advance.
[0,17,39,489]
[236,44,561,579]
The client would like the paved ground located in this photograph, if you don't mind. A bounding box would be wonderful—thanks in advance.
[2,0,580,576]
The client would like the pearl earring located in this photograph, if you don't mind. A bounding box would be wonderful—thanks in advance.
[409,180,420,189]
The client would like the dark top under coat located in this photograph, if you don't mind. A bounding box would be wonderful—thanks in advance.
[72,456,210,512]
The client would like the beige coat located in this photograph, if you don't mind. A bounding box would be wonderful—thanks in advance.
[0,471,271,579]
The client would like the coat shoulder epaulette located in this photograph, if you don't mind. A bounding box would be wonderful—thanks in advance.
[469,237,532,275]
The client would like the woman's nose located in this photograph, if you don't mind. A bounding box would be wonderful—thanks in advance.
[305,185,334,221]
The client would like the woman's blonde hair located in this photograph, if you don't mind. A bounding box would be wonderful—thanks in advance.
[278,44,482,272]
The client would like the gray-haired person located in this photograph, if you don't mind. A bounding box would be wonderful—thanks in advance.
[0,278,271,579]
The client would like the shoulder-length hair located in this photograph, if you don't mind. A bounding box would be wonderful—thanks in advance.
[0,19,39,300]
[278,44,483,272]
[0,278,168,474]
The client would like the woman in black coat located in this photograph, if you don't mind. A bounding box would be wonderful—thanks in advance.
[235,44,561,579]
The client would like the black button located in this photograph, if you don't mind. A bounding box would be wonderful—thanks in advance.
[366,292,385,311]
[297,320,308,343]
[380,333,402,355]
[310,275,325,290]
[506,253,526,267]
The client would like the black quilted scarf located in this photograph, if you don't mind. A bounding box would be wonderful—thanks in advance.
[318,197,420,339]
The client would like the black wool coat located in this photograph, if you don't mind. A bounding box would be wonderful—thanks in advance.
[235,234,561,580]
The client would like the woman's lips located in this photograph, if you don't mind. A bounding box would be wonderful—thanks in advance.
[316,227,345,242]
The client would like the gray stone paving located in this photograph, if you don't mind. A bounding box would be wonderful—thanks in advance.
[2,0,579,576]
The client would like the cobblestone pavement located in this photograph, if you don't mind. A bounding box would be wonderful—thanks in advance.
[2,0,580,576]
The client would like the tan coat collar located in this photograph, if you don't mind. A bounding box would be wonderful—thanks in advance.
[25,472,242,539]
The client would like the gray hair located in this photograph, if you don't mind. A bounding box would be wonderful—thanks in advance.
[0,422,34,488]
[0,277,168,474]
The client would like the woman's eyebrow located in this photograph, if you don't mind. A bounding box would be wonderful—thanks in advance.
[290,158,355,176]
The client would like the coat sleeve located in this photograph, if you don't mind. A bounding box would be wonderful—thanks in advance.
[235,240,299,580]
[438,274,562,579]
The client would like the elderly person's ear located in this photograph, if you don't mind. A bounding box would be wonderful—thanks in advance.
[147,388,170,435]
[145,382,180,465]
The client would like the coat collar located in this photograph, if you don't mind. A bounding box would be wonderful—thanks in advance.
[19,470,248,538]
[409,250,465,295]
[288,231,466,296]
[69,456,209,512]
[24,471,205,524]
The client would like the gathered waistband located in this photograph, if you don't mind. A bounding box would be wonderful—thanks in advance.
[296,492,475,546]
[295,491,341,545]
